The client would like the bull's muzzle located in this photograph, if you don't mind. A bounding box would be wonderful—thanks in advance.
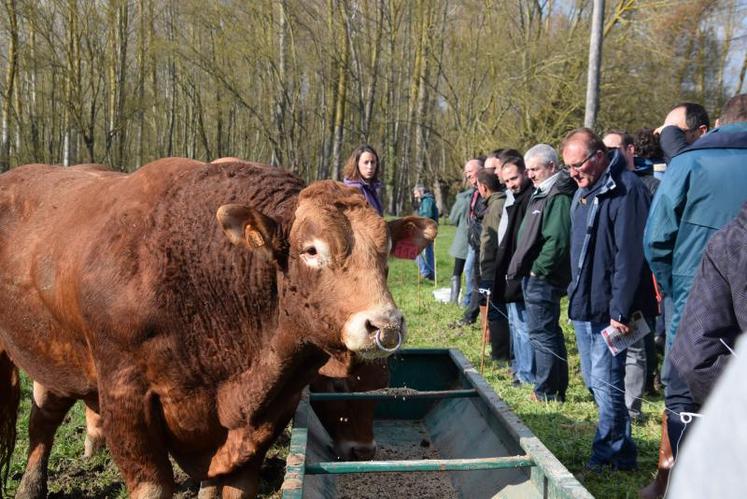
[343,307,405,357]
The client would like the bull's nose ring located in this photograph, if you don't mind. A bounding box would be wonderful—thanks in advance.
[374,329,402,353]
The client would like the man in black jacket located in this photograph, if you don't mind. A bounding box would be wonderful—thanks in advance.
[491,153,534,384]
[507,144,575,402]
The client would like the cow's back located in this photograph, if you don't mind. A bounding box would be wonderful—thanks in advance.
[0,158,304,395]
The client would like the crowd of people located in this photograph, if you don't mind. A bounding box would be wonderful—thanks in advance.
[443,94,747,495]
[339,93,747,496]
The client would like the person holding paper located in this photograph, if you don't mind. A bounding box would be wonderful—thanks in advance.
[563,128,658,472]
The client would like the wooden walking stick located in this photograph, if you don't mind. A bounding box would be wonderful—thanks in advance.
[479,291,490,375]
[432,239,437,287]
[416,267,423,312]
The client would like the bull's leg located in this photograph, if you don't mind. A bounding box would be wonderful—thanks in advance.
[83,403,106,458]
[16,382,75,499]
[197,479,220,499]
[99,371,174,499]
[219,464,260,499]
[196,464,260,499]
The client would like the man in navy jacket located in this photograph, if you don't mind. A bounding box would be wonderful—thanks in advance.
[563,128,657,471]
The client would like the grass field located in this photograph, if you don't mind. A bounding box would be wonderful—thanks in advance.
[6,222,664,498]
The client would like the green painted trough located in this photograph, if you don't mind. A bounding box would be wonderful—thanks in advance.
[280,348,593,499]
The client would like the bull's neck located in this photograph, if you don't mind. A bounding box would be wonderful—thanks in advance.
[207,331,327,477]
[215,327,327,427]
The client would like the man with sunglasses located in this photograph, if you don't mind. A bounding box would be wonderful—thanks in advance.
[563,128,658,472]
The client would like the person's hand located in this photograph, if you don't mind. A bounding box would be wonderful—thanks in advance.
[478,280,492,306]
[610,318,630,335]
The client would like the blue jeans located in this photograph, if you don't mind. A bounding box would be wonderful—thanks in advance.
[462,247,475,307]
[573,320,637,469]
[508,302,535,384]
[417,243,435,278]
[522,276,568,401]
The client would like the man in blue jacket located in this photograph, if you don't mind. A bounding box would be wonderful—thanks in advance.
[642,93,747,497]
[563,128,657,471]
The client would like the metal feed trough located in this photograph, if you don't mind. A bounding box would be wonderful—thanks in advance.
[281,348,593,499]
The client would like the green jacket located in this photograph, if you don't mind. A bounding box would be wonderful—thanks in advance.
[449,188,473,260]
[532,193,572,282]
[507,170,576,287]
[479,190,507,281]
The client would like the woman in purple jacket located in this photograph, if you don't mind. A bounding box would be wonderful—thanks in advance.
[342,144,383,215]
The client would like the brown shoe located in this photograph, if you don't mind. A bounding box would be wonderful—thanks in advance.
[639,412,673,499]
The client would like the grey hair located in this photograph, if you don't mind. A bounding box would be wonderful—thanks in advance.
[524,144,558,167]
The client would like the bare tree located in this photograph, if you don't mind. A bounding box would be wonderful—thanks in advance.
[1,0,19,172]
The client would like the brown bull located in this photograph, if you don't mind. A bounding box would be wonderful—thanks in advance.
[310,358,389,461]
[0,158,436,498]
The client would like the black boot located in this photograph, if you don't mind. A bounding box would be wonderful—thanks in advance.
[449,276,460,304]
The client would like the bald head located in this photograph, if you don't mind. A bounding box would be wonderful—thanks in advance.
[463,159,484,188]
[664,103,709,144]
[561,128,608,190]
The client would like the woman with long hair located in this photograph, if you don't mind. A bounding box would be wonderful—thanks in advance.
[342,144,383,215]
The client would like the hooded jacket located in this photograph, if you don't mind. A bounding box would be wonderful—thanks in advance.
[568,151,658,324]
[448,188,473,260]
[644,122,747,344]
[506,169,576,288]
[632,157,660,196]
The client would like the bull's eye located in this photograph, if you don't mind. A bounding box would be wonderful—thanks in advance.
[300,239,331,269]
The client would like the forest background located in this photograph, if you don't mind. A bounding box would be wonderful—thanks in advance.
[1,0,746,214]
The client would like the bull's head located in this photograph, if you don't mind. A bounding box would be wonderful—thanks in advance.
[216,181,436,362]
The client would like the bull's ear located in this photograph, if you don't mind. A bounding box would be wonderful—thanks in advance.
[317,352,355,378]
[387,216,438,259]
[216,204,278,253]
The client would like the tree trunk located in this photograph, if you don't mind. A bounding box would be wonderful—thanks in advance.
[584,0,604,129]
[330,0,350,181]
[136,0,147,169]
[64,0,81,167]
[1,0,19,172]
[361,0,384,142]
[107,0,129,170]
[412,0,432,184]
[272,0,288,166]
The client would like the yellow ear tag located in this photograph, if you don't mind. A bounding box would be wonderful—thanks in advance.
[245,228,265,248]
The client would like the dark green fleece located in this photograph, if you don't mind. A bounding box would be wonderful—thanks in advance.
[531,193,572,285]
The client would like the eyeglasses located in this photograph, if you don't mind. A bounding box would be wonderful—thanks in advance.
[566,150,598,171]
